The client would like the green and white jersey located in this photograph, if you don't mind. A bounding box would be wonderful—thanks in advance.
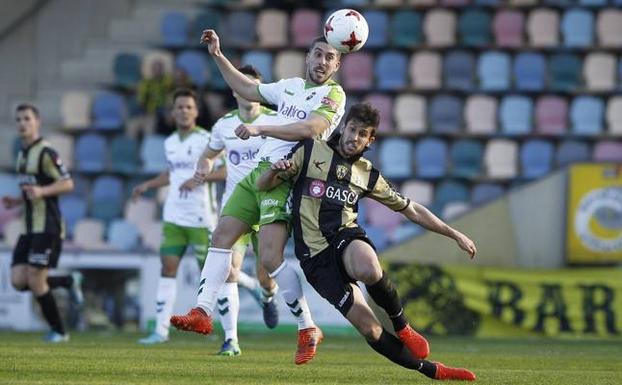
[209,106,281,206]
[256,77,346,162]
[163,127,218,230]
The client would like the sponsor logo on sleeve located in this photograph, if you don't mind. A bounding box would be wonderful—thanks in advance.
[321,96,338,110]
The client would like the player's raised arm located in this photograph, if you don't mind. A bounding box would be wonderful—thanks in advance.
[235,113,330,141]
[256,159,292,191]
[200,29,262,102]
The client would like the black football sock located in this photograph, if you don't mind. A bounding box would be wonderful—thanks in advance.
[365,272,408,331]
[47,275,73,290]
[36,291,66,335]
[367,329,436,378]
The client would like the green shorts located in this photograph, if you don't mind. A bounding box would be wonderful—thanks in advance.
[232,231,259,256]
[221,161,292,228]
[160,222,211,267]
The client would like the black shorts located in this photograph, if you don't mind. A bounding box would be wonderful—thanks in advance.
[299,227,375,317]
[12,234,63,268]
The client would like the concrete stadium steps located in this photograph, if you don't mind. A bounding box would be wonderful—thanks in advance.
[108,6,197,44]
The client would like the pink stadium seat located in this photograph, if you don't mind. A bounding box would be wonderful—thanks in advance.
[401,180,433,206]
[535,96,568,135]
[597,9,622,48]
[364,199,403,232]
[410,51,442,90]
[290,9,321,48]
[465,95,497,135]
[274,51,305,80]
[393,94,426,134]
[593,141,622,162]
[341,52,374,91]
[363,94,394,133]
[527,9,560,47]
[424,9,457,47]
[256,9,288,48]
[493,10,524,47]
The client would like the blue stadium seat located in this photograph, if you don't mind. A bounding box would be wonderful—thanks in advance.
[499,95,533,136]
[579,0,607,6]
[107,219,140,251]
[450,139,484,178]
[241,51,273,83]
[556,140,591,167]
[520,140,555,179]
[429,95,463,134]
[471,183,504,205]
[110,135,139,174]
[91,175,124,223]
[475,0,501,4]
[160,11,189,46]
[570,96,604,135]
[478,51,511,91]
[113,53,141,89]
[459,9,492,47]
[391,11,422,48]
[432,180,469,215]
[444,51,475,91]
[92,91,125,130]
[375,51,408,90]
[59,195,87,237]
[175,50,208,87]
[549,53,582,92]
[0,173,21,197]
[379,138,413,179]
[514,52,546,91]
[75,133,106,172]
[415,138,448,178]
[363,11,389,48]
[561,9,594,48]
[224,11,256,47]
[140,135,167,173]
[70,175,90,197]
[206,59,227,90]
[391,223,423,244]
[365,225,389,251]
[190,10,222,43]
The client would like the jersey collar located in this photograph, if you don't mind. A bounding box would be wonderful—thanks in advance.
[304,79,337,89]
[177,126,201,141]
[236,106,269,124]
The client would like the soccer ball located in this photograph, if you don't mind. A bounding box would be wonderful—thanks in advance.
[323,9,369,53]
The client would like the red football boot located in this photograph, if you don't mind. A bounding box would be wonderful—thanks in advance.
[396,324,430,359]
[170,307,213,335]
[295,326,324,365]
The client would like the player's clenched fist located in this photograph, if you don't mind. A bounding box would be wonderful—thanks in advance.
[234,124,260,140]
[200,29,221,56]
[271,159,292,171]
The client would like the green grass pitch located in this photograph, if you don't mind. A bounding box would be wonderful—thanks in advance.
[1,331,620,385]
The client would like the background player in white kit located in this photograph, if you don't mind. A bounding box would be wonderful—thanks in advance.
[171,31,346,365]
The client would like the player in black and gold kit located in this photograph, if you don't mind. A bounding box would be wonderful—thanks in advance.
[1,104,80,343]
[258,103,477,381]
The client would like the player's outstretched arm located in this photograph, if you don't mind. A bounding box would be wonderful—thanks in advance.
[131,171,169,201]
[256,160,292,191]
[402,202,477,259]
[200,29,261,102]
[235,113,330,141]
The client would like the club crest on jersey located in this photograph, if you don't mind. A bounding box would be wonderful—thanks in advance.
[306,91,316,101]
[336,164,348,180]
[309,180,326,198]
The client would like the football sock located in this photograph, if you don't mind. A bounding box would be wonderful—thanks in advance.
[155,276,177,337]
[269,260,314,330]
[366,272,407,332]
[236,270,257,292]
[218,282,239,341]
[36,291,65,335]
[262,285,278,303]
[196,247,232,314]
[367,329,436,379]
[47,275,73,289]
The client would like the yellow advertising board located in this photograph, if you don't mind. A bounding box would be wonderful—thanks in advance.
[566,164,622,264]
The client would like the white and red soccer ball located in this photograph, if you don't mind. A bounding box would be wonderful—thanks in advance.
[323,9,369,53]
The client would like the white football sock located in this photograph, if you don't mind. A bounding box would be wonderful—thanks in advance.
[269,260,314,330]
[155,276,177,337]
[196,247,232,314]
[217,282,239,341]
[237,270,258,292]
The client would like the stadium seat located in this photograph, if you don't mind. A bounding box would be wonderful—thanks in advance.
[291,9,321,48]
[431,180,469,215]
[549,53,582,92]
[443,202,470,220]
[535,96,568,136]
[46,133,74,171]
[160,11,189,46]
[141,50,174,79]
[363,11,390,48]
[70,175,90,198]
[484,139,518,178]
[241,51,273,83]
[465,95,497,135]
[401,180,433,206]
[410,51,442,90]
[520,139,555,179]
[124,197,157,230]
[378,138,413,178]
[113,53,141,89]
[493,10,524,47]
[429,95,463,134]
[274,51,305,81]
[561,9,594,48]
[527,9,560,47]
[364,94,394,133]
[206,59,228,90]
[458,9,492,47]
[91,175,124,224]
[408,0,436,5]
[450,139,484,178]
[606,96,622,135]
[256,9,287,48]
[514,52,546,91]
[110,135,139,174]
[175,50,209,87]
[364,199,403,232]
[74,219,108,250]
[596,9,622,47]
[365,225,389,251]
[423,9,457,47]
[393,94,426,134]
[3,219,21,248]
[478,51,511,91]
[440,0,470,5]
[579,0,607,5]
[584,53,616,91]
[391,223,423,244]
[189,10,222,43]
[471,183,505,205]
[570,96,604,136]
[476,0,502,4]
[556,140,591,167]
[60,91,91,130]
[0,173,20,200]
[107,219,140,251]
[138,220,162,252]
[510,0,537,5]
[341,52,373,91]
[390,10,422,48]
[224,11,256,48]
[593,141,622,162]
[375,51,408,90]
[0,200,20,236]
[444,50,475,91]
[140,134,167,173]
[75,133,107,172]
[92,91,125,130]
[59,195,87,237]
[415,138,448,178]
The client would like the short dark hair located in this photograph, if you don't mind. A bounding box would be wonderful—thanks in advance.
[16,103,40,118]
[172,88,199,105]
[238,65,262,81]
[309,36,341,57]
[344,102,380,136]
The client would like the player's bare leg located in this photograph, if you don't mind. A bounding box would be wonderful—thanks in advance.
[256,259,279,329]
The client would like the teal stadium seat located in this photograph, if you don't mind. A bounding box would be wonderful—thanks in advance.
[549,53,582,92]
[113,53,141,89]
[450,139,484,178]
[459,9,492,47]
[110,135,140,174]
[91,175,124,224]
[391,11,422,48]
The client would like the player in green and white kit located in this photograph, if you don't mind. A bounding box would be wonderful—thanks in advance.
[171,32,346,365]
[134,89,221,344]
